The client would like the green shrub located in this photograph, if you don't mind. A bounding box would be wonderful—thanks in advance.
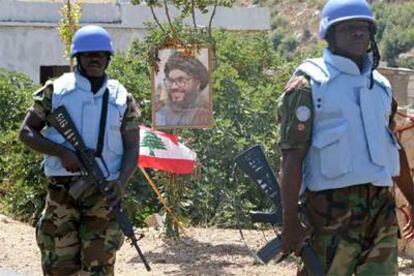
[0,130,46,223]
[271,29,285,50]
[0,69,36,132]
[0,70,42,222]
[270,15,288,30]
[278,35,299,55]
[398,56,414,69]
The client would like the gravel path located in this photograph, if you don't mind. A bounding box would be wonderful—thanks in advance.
[0,215,296,275]
[1,214,413,275]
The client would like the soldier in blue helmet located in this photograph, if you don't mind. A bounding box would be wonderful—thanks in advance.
[19,25,141,275]
[277,0,414,274]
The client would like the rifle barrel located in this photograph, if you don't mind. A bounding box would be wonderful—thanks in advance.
[131,239,152,271]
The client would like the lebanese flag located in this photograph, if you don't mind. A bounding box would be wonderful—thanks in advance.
[138,126,197,174]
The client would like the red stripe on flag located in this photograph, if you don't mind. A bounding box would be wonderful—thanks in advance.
[139,156,196,175]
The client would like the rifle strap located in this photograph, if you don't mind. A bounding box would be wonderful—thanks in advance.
[96,89,109,158]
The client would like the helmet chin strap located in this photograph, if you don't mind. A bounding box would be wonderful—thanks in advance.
[368,24,380,89]
[368,25,381,71]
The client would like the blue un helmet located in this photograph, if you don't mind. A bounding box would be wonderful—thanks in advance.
[70,25,114,58]
[319,0,375,39]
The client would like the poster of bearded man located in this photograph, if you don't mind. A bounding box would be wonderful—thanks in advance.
[152,47,213,129]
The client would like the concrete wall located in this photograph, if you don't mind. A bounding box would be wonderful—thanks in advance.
[0,0,270,82]
[378,67,414,106]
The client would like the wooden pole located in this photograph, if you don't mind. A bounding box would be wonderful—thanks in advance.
[139,166,188,236]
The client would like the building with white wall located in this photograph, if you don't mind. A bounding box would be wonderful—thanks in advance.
[0,0,270,82]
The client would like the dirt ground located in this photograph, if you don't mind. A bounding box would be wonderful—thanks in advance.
[0,214,413,276]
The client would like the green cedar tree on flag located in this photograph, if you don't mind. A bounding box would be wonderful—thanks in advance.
[138,126,197,174]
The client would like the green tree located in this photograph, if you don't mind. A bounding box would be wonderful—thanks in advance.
[373,2,414,67]
[140,131,167,156]
[131,0,235,48]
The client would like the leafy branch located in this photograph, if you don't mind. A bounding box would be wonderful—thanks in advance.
[58,0,82,69]
[131,0,235,47]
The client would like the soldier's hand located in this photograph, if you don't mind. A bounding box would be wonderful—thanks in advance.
[59,149,81,172]
[281,218,308,256]
[283,75,308,93]
[399,205,414,241]
[104,179,126,210]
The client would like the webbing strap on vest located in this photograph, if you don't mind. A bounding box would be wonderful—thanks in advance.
[360,87,386,166]
[96,89,109,158]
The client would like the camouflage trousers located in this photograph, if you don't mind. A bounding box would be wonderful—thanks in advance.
[36,177,124,276]
[300,184,398,276]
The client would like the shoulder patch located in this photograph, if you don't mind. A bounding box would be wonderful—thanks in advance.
[296,106,311,122]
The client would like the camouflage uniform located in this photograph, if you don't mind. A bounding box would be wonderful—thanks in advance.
[30,82,141,276]
[277,76,398,276]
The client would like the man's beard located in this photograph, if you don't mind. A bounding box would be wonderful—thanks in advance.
[168,90,199,110]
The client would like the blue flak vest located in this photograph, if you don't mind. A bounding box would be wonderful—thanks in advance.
[296,49,400,191]
[43,71,128,180]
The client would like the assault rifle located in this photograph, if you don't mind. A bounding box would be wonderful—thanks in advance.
[47,106,151,272]
[234,145,324,275]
